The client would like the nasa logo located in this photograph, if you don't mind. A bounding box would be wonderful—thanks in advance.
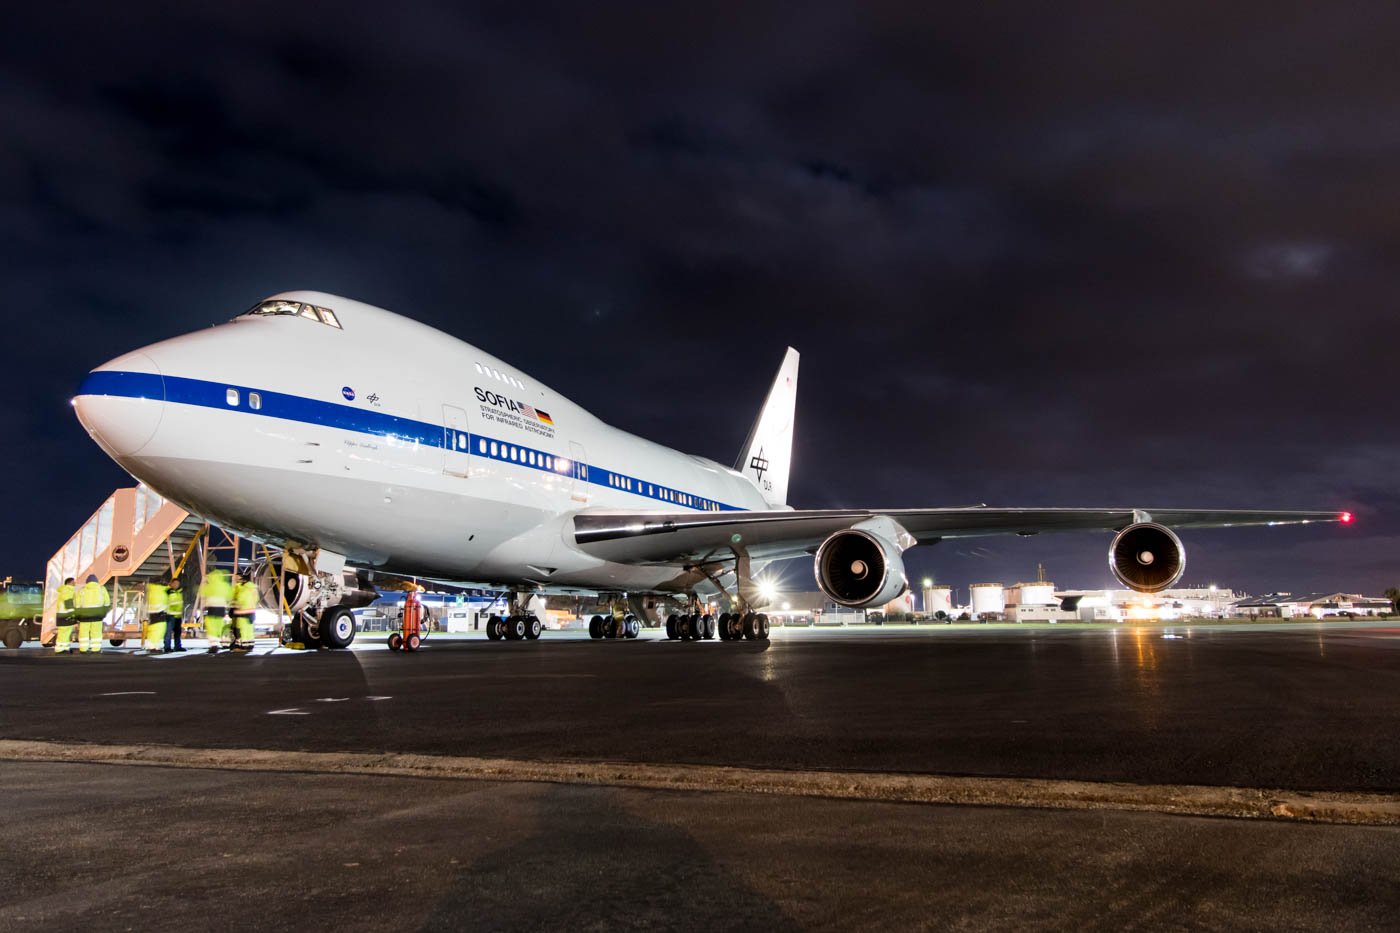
[341,386,356,401]
[113,545,129,563]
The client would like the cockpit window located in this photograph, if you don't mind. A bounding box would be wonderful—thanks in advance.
[242,300,343,329]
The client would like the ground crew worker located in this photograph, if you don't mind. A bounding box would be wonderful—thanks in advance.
[73,574,110,654]
[144,577,169,652]
[164,578,186,653]
[231,573,259,651]
[54,576,76,653]
[200,569,232,654]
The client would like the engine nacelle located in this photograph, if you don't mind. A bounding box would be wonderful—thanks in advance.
[815,528,909,608]
[1109,522,1186,593]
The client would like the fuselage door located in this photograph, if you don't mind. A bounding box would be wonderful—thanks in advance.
[443,405,472,478]
[569,440,590,504]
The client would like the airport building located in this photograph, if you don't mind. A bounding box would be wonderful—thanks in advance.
[1232,592,1393,619]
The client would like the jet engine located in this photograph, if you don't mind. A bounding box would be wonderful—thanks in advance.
[1108,522,1186,593]
[815,528,909,608]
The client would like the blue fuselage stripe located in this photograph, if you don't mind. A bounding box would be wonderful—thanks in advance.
[77,371,746,513]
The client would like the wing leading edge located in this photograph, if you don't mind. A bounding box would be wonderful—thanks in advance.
[571,507,1349,565]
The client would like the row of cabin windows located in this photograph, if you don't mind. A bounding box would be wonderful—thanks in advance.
[605,472,717,510]
[474,362,523,390]
[476,437,571,474]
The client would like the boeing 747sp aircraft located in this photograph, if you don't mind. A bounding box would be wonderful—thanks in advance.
[73,292,1350,647]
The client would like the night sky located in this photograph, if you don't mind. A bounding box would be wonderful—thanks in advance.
[4,3,1395,596]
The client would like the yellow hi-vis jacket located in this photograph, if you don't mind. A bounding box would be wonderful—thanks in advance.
[56,583,76,618]
[232,581,259,613]
[167,588,184,618]
[200,572,232,609]
[146,582,169,614]
[74,581,111,621]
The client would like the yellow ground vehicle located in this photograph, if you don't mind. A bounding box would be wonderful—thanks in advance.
[0,579,44,648]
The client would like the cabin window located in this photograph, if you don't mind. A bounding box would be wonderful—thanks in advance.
[226,388,239,406]
[249,392,262,410]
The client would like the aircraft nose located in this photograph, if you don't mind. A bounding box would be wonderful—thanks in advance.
[73,351,166,457]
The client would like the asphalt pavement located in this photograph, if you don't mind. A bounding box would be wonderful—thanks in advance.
[4,761,1399,932]
[4,622,1400,791]
[5,621,1400,929]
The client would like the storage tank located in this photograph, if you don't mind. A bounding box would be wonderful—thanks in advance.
[1011,582,1057,607]
[924,585,953,615]
[970,583,1005,616]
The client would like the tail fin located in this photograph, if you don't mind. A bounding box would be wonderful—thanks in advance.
[735,347,799,509]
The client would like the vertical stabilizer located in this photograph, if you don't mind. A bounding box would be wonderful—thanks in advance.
[735,347,799,509]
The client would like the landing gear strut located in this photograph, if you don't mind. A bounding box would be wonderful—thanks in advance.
[587,597,640,640]
[485,592,543,642]
[664,600,717,642]
[668,554,774,645]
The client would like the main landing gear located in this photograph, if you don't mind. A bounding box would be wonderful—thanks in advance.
[588,613,640,639]
[667,611,769,642]
[484,592,543,641]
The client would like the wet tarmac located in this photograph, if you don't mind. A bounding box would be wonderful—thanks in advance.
[5,622,1400,929]
[3,622,1400,791]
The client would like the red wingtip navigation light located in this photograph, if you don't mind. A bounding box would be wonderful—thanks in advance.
[1340,511,1354,524]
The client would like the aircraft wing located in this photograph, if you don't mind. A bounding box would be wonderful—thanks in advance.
[570,507,1349,565]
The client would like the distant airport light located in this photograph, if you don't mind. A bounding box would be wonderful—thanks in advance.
[921,577,933,588]
[1340,511,1354,524]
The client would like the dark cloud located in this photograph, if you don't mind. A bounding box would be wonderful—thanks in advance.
[1,1,1395,593]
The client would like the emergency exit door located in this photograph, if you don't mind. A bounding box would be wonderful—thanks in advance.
[569,440,589,503]
[443,405,471,478]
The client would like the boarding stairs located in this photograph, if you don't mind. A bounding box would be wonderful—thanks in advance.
[40,486,204,642]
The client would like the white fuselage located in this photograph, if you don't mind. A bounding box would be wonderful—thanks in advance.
[73,291,769,594]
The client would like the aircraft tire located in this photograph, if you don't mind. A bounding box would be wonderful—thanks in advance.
[487,615,503,640]
[525,615,542,640]
[322,607,357,649]
[588,616,602,639]
[716,613,731,641]
[701,614,715,640]
[505,616,526,640]
[625,617,640,638]
[665,615,678,640]
[756,613,770,639]
[742,613,756,640]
